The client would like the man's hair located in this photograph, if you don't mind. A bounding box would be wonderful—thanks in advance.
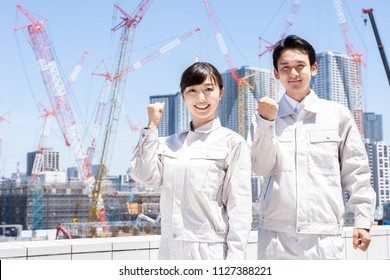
[272,34,316,70]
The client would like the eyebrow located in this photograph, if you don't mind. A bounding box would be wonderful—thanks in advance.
[279,60,307,65]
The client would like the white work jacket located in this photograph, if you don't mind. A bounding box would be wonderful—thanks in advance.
[130,118,252,259]
[250,92,376,235]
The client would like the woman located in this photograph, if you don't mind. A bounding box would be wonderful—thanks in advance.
[130,62,252,260]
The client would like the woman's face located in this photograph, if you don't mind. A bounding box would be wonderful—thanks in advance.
[182,76,224,129]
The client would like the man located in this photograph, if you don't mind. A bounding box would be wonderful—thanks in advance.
[249,34,376,259]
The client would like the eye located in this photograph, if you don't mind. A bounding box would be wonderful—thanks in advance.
[186,88,197,94]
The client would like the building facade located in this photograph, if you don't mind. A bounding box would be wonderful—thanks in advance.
[364,112,383,142]
[26,148,60,177]
[311,51,364,136]
[150,93,191,137]
[365,141,390,208]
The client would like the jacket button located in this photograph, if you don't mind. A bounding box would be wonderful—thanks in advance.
[172,233,177,238]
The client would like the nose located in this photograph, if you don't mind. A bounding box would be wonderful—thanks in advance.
[289,67,299,77]
[197,91,207,99]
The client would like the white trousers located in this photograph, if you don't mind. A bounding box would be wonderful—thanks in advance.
[158,237,227,260]
[257,229,344,260]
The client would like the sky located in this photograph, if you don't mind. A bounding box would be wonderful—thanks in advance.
[0,0,389,178]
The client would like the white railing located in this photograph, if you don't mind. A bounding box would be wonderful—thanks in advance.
[1,226,389,260]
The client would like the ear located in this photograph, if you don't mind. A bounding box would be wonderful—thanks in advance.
[273,68,280,80]
[311,62,318,76]
[219,87,225,100]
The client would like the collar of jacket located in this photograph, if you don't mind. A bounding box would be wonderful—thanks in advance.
[188,118,222,134]
[278,90,321,117]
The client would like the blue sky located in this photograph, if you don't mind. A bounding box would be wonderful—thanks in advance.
[0,0,389,177]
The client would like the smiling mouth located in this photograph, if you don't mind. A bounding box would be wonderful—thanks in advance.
[194,104,210,109]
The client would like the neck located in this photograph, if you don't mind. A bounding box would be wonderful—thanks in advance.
[286,89,311,102]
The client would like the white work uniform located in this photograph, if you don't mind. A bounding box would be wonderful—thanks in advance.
[130,118,252,260]
[250,91,376,259]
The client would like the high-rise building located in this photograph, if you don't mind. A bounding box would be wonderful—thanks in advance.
[26,148,60,176]
[364,112,383,142]
[150,92,191,137]
[365,141,390,208]
[219,66,277,202]
[311,51,364,136]
[219,66,277,139]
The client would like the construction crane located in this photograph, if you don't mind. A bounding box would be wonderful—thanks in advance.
[258,0,300,57]
[30,52,88,184]
[87,0,154,229]
[333,0,364,137]
[87,27,200,167]
[203,0,255,138]
[362,8,390,86]
[87,25,200,232]
[15,5,93,184]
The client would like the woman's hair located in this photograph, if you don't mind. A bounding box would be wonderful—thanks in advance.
[180,62,223,93]
[272,34,317,70]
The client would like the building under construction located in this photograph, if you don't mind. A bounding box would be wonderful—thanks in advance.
[0,179,161,239]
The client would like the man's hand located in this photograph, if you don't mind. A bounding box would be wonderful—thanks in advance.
[258,96,279,121]
[147,102,165,129]
[353,228,371,252]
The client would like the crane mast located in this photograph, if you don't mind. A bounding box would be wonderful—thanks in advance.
[15,5,92,183]
[203,0,254,138]
[31,52,88,184]
[333,0,364,137]
[362,8,390,86]
[87,25,200,227]
[88,0,154,225]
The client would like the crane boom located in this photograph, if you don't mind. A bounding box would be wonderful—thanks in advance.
[88,0,154,227]
[15,5,92,183]
[203,0,239,82]
[332,0,364,137]
[203,0,254,138]
[362,8,390,86]
[31,52,89,184]
[259,0,300,57]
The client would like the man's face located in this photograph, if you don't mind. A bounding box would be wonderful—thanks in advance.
[274,49,318,101]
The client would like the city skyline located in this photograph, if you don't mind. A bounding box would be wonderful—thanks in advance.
[0,0,389,178]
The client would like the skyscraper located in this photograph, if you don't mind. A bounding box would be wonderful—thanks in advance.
[364,112,383,142]
[365,141,390,208]
[219,66,277,202]
[311,51,364,136]
[150,92,191,137]
[219,66,277,139]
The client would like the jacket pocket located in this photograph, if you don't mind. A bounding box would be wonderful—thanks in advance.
[183,149,228,230]
[186,148,227,193]
[309,130,340,175]
[275,130,294,172]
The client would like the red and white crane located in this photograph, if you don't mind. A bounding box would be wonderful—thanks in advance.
[15,5,93,183]
[203,0,255,138]
[30,52,88,184]
[87,27,201,166]
[258,0,300,57]
[333,0,364,136]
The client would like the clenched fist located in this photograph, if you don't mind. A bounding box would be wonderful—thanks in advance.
[258,96,279,121]
[147,102,165,129]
